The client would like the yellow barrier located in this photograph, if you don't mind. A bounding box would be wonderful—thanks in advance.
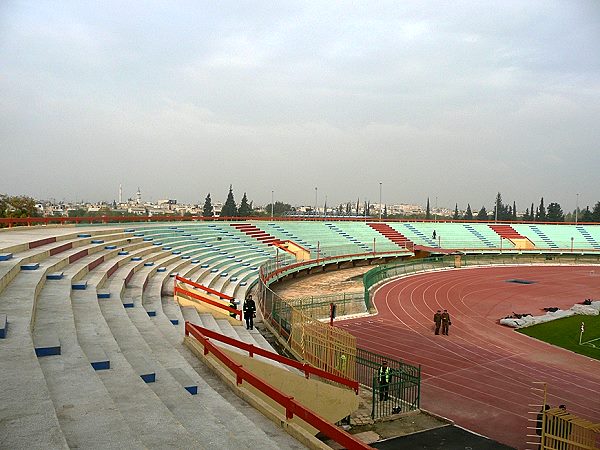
[289,308,357,381]
[542,408,600,450]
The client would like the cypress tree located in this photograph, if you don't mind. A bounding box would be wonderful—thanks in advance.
[464,204,473,220]
[221,185,238,217]
[537,198,546,221]
[202,193,214,217]
[453,203,459,220]
[426,198,431,220]
[238,192,252,217]
[477,206,488,221]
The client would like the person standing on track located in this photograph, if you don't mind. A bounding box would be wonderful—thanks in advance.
[433,310,442,335]
[441,309,451,335]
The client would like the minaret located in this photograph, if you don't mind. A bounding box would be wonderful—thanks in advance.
[136,187,141,205]
[119,184,122,204]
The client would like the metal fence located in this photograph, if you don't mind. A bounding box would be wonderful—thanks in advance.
[258,266,358,382]
[287,292,365,320]
[355,347,421,419]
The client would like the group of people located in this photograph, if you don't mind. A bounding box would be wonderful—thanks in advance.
[433,309,451,335]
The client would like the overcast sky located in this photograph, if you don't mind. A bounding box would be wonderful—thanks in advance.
[1,1,599,210]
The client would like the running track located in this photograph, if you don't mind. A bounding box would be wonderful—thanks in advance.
[338,265,600,449]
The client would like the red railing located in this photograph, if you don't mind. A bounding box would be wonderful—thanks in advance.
[174,283,241,320]
[188,322,359,392]
[175,275,234,300]
[184,322,369,449]
[0,214,592,228]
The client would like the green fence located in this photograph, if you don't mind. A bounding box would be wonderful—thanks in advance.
[363,253,600,309]
[355,347,421,419]
[288,292,365,320]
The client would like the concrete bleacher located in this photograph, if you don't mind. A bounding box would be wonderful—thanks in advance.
[4,220,600,448]
[0,225,304,449]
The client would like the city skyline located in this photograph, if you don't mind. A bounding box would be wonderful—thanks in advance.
[1,2,599,208]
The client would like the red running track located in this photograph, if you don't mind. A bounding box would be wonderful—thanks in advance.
[338,265,600,449]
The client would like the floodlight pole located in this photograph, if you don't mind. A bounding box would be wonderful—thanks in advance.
[271,190,274,219]
[575,193,579,224]
[379,182,382,221]
[315,187,318,218]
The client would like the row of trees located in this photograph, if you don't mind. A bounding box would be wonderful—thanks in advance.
[203,186,257,217]
[425,193,600,223]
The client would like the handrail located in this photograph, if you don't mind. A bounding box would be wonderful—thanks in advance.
[2,215,598,227]
[261,249,409,285]
[174,286,241,320]
[185,322,370,449]
[175,275,234,300]
[187,322,359,393]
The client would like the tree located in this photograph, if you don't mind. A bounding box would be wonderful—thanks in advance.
[425,198,431,220]
[265,201,294,216]
[512,201,517,221]
[202,193,214,217]
[0,195,40,218]
[221,185,238,217]
[581,206,593,222]
[464,204,473,220]
[536,198,546,221]
[453,203,459,220]
[476,206,488,221]
[238,192,252,217]
[383,204,388,219]
[494,192,503,221]
[528,203,535,221]
[546,202,564,222]
[592,202,600,222]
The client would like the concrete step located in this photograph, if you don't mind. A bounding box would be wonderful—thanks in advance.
[34,280,146,449]
[0,275,69,449]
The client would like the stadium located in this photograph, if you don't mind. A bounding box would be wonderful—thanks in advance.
[1,216,599,449]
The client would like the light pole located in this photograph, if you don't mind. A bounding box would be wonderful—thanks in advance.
[435,196,438,222]
[314,187,318,217]
[576,193,579,224]
[571,236,574,253]
[379,182,382,221]
[271,190,274,219]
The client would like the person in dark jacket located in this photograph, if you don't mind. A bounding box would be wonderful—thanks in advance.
[243,295,256,330]
[441,310,451,335]
[433,310,442,335]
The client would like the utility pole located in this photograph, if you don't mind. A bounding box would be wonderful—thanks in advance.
[379,182,382,220]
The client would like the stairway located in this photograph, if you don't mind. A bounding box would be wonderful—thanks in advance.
[367,223,413,249]
[576,226,600,250]
[489,224,534,249]
[463,224,496,248]
[529,225,559,249]
[489,224,523,240]
[230,223,280,245]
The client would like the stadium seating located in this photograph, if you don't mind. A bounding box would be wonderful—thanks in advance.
[2,220,600,448]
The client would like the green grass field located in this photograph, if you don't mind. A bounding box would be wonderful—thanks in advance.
[517,314,600,361]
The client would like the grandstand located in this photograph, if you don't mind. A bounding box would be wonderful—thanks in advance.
[1,218,600,449]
